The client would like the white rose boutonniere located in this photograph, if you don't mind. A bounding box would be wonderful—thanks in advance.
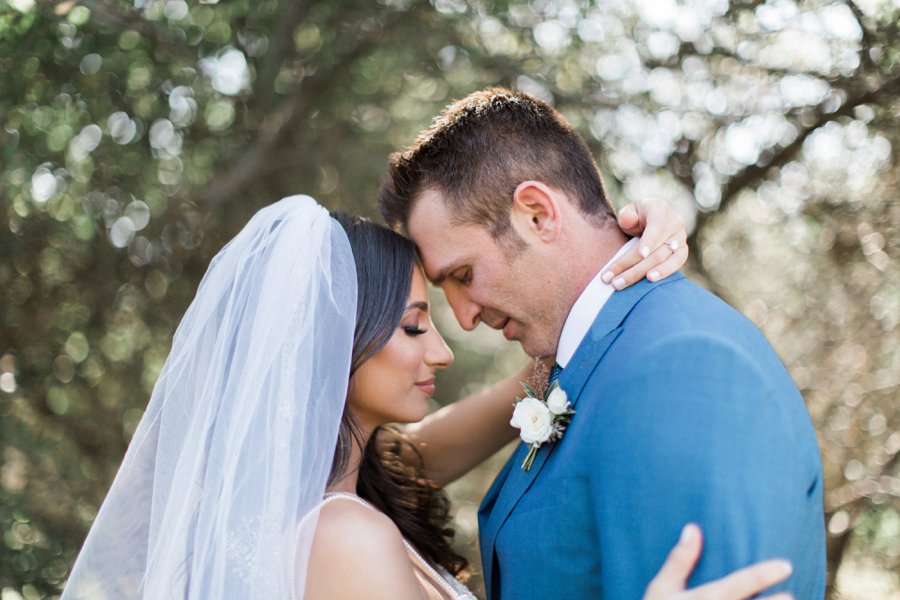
[510,397,554,445]
[509,378,574,471]
[546,386,569,415]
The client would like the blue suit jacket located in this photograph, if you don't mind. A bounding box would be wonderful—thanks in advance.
[478,273,825,600]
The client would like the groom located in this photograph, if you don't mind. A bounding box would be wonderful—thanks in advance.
[379,89,826,599]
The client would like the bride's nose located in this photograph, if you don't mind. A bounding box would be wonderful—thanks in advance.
[424,328,454,369]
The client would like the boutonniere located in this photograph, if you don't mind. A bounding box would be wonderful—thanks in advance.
[509,379,574,471]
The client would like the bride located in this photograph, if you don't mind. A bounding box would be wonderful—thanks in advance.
[62,196,793,600]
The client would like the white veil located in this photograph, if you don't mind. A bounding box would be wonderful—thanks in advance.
[62,195,357,599]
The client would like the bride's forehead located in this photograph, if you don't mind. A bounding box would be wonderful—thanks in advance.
[409,267,429,296]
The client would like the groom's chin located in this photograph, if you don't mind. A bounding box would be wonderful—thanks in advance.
[516,337,554,360]
[501,320,553,356]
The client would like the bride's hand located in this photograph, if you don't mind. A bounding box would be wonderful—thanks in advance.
[643,524,794,600]
[603,197,689,290]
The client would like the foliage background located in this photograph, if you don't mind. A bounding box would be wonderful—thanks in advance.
[1,0,897,598]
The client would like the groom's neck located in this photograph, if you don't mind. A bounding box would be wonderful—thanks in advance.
[558,219,630,303]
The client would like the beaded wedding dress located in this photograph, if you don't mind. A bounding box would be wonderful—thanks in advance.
[305,493,478,600]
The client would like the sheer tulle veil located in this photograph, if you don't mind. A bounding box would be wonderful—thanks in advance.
[62,196,357,599]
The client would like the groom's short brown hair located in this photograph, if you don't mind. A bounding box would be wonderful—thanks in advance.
[379,88,615,240]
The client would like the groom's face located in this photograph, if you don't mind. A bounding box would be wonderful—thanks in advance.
[407,190,565,358]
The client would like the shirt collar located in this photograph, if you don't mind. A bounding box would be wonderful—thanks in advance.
[555,238,638,368]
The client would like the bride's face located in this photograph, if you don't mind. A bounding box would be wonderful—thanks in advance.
[349,266,454,430]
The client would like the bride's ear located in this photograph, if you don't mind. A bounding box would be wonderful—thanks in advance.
[510,181,562,243]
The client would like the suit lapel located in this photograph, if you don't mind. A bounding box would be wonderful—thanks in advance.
[478,273,685,598]
[479,437,555,596]
[563,274,683,407]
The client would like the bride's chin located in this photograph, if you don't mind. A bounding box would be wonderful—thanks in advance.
[395,399,430,425]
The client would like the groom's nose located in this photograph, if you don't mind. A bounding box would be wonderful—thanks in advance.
[444,286,481,331]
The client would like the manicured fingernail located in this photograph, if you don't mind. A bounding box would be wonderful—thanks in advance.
[680,524,695,544]
[774,560,792,577]
[601,271,614,284]
[648,270,659,281]
[640,246,651,258]
[613,277,625,290]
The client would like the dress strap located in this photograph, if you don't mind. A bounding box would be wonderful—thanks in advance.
[320,492,379,511]
[297,492,378,532]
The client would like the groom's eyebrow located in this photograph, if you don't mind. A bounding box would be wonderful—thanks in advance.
[430,262,462,286]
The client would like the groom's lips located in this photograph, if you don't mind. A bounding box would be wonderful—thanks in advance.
[501,318,515,340]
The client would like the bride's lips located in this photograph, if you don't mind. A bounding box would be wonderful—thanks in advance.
[416,377,436,395]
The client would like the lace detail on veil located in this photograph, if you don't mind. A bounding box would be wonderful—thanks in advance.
[225,516,269,584]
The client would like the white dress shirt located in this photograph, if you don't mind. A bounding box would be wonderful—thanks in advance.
[555,238,639,368]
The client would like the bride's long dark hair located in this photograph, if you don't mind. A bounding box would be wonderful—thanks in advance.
[329,212,468,577]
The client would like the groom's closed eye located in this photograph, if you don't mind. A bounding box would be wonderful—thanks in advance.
[430,263,469,286]
[450,269,472,285]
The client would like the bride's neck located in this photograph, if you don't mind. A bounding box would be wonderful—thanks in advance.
[326,427,372,494]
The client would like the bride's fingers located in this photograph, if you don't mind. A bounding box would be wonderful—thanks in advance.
[616,198,678,246]
[604,230,688,290]
[601,242,653,287]
[643,524,703,598]
[633,198,681,259]
[647,239,689,283]
[605,200,686,288]
[612,233,689,289]
[682,560,793,600]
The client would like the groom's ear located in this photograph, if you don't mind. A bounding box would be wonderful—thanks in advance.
[511,181,562,243]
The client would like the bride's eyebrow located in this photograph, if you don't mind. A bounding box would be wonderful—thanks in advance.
[405,301,428,312]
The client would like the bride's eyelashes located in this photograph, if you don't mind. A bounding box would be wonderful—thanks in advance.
[403,325,427,336]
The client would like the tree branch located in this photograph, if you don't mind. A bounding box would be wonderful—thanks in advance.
[844,0,881,73]
[193,10,415,209]
[688,75,900,250]
[254,0,309,111]
[66,0,200,65]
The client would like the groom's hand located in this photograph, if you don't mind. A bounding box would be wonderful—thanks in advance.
[603,198,689,290]
[642,524,794,600]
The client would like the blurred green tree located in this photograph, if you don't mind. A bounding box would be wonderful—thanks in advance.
[1,0,897,597]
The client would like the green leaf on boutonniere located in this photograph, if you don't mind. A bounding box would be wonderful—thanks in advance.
[520,381,540,399]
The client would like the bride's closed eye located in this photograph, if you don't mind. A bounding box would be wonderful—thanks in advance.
[403,325,427,336]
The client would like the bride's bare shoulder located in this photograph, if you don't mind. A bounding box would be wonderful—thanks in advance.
[313,497,401,548]
[303,499,426,600]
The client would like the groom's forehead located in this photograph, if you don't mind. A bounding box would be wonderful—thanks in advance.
[408,189,451,230]
[408,189,504,283]
[408,193,460,278]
